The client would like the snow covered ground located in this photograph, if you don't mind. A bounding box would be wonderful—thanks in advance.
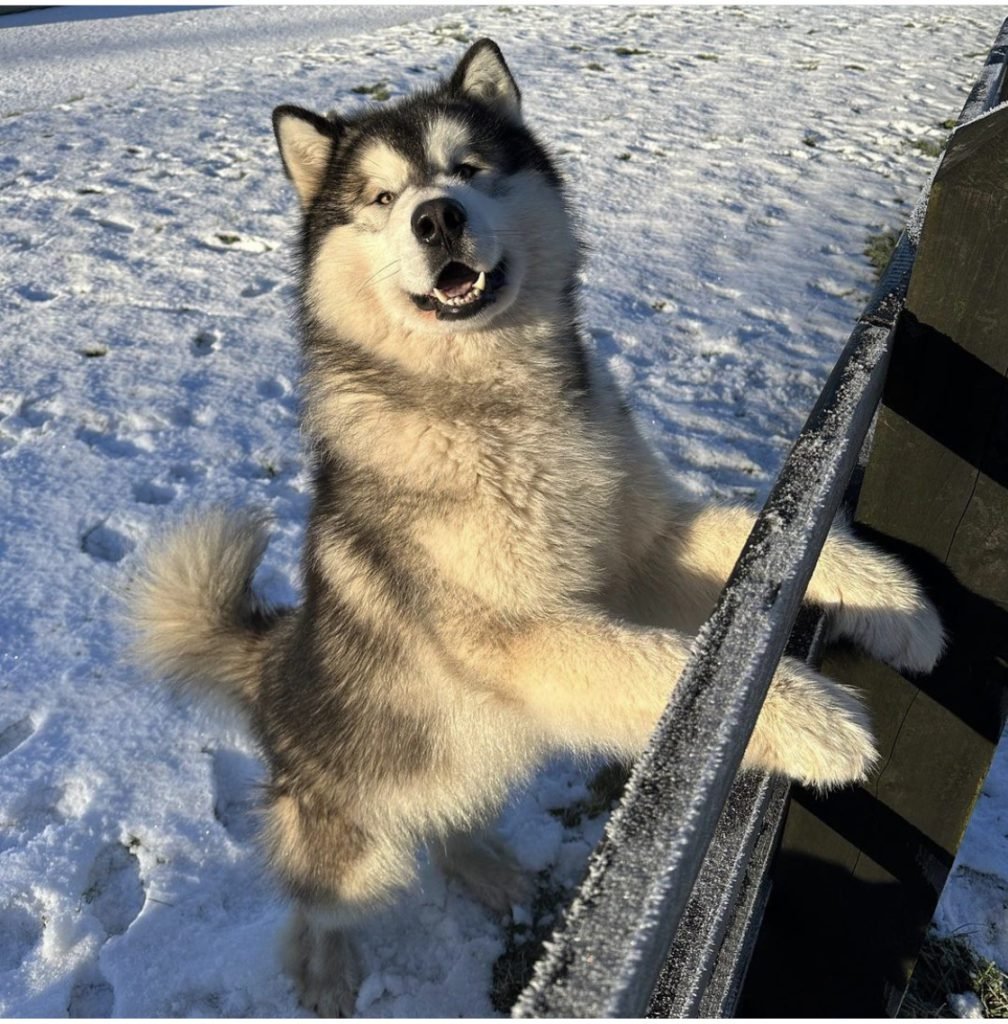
[0,4,1004,1016]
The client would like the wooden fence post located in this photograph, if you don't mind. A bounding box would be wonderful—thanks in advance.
[741,94,1008,1016]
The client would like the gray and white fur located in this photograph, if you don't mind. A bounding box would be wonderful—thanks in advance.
[130,40,945,1016]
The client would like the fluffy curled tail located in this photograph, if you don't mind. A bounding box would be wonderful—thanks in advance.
[128,508,274,711]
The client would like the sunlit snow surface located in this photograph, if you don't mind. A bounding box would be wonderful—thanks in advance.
[0,5,1003,1016]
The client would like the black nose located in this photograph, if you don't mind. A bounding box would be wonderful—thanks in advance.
[411,197,467,249]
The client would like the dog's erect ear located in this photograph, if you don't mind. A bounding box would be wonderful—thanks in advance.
[272,105,342,208]
[448,39,521,121]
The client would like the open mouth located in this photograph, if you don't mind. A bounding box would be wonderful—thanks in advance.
[411,260,508,321]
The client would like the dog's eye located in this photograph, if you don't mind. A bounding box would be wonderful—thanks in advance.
[374,191,395,207]
[454,163,479,182]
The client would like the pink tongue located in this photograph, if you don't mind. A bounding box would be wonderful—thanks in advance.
[436,262,478,298]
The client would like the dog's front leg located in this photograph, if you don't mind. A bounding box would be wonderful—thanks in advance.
[495,612,876,789]
[620,502,944,674]
[805,523,945,673]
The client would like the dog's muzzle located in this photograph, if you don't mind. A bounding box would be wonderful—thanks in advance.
[407,196,508,322]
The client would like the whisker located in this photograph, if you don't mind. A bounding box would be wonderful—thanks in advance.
[356,259,402,297]
[370,267,402,289]
[359,258,401,289]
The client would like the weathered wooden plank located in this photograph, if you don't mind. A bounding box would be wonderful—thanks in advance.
[643,770,788,1019]
[693,777,790,1018]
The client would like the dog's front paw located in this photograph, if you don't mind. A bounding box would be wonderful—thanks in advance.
[830,579,945,675]
[746,659,879,791]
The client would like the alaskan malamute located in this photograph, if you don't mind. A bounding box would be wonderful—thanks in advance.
[132,39,944,1015]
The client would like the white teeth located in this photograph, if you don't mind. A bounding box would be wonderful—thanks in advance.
[431,273,486,307]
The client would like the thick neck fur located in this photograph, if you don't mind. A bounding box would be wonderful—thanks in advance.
[298,292,593,480]
[295,289,622,626]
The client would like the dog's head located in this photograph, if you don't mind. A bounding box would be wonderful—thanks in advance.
[273,40,579,362]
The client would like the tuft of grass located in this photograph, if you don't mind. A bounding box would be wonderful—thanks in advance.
[192,330,217,353]
[616,152,631,162]
[939,117,958,131]
[900,933,1008,1018]
[909,136,944,158]
[614,46,648,57]
[431,23,471,44]
[548,762,630,828]
[864,227,900,278]
[802,132,819,148]
[490,875,569,1012]
[78,346,108,359]
[695,52,719,61]
[214,232,241,245]
[351,81,391,101]
[585,62,606,72]
[588,761,631,805]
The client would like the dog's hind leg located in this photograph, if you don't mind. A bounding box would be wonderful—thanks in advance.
[618,501,944,674]
[280,904,364,1019]
[266,793,416,1017]
[432,830,532,912]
